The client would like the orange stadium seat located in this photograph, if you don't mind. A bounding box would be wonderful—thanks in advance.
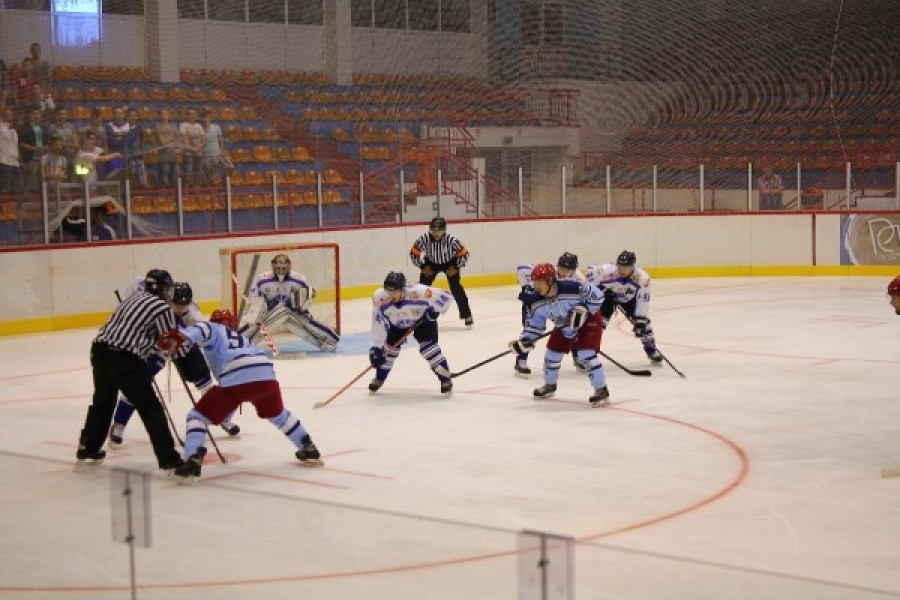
[291,146,311,161]
[266,170,286,184]
[189,88,208,102]
[230,148,252,163]
[209,89,229,102]
[217,107,238,121]
[138,106,159,121]
[323,168,342,184]
[243,126,261,141]
[60,87,82,101]
[148,86,167,101]
[302,190,318,204]
[323,189,343,204]
[304,170,319,185]
[244,170,265,186]
[168,87,188,102]
[84,87,103,101]
[273,146,290,161]
[72,106,91,120]
[224,124,242,141]
[285,169,304,184]
[253,145,273,162]
[228,171,244,186]
[239,106,258,120]
[127,87,147,102]
[332,128,350,142]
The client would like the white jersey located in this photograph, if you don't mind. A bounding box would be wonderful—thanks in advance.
[251,270,314,312]
[516,263,586,287]
[371,283,454,347]
[586,263,652,319]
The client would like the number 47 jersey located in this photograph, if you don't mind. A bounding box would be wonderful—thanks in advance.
[180,321,275,387]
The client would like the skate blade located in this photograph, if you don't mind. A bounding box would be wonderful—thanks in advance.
[590,400,610,408]
[73,459,104,472]
[175,475,200,485]
[298,459,324,467]
[533,394,556,401]
[514,371,531,379]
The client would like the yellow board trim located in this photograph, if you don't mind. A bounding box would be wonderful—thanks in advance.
[2,267,899,336]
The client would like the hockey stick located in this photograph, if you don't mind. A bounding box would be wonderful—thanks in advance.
[881,466,900,478]
[231,273,281,357]
[115,289,185,446]
[617,306,686,379]
[170,361,227,464]
[313,324,417,410]
[450,330,553,379]
[598,351,652,377]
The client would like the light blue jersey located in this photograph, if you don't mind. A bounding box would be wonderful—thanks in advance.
[521,279,604,341]
[180,321,274,387]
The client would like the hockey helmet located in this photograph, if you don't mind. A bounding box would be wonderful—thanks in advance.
[429,216,447,231]
[888,276,900,296]
[557,252,579,270]
[616,250,637,267]
[172,282,193,306]
[210,308,237,330]
[383,271,407,292]
[531,263,557,284]
[272,254,291,279]
[144,269,174,302]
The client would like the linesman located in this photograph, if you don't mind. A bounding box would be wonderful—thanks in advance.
[75,269,183,471]
[409,216,474,327]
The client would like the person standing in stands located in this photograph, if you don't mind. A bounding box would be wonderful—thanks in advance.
[757,166,784,210]
[410,216,474,328]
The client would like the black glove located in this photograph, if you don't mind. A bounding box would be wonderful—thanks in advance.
[509,338,534,355]
[424,307,439,321]
[632,316,648,337]
[602,286,616,302]
[369,346,386,368]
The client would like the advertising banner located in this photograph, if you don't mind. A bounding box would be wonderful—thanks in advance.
[840,214,900,265]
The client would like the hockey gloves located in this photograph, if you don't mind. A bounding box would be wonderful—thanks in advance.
[369,346,386,368]
[632,316,649,337]
[156,328,186,355]
[509,338,534,355]
[424,307,440,322]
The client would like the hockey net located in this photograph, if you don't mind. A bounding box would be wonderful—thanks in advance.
[219,243,340,336]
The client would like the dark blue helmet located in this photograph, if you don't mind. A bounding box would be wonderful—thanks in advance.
[172,282,193,305]
[144,269,174,301]
[616,250,636,267]
[557,252,579,270]
[384,271,407,291]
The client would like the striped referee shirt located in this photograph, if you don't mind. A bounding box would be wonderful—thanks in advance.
[94,292,176,360]
[410,231,469,269]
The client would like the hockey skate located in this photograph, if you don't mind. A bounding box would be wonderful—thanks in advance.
[533,383,557,400]
[589,386,610,408]
[440,380,453,395]
[646,349,664,363]
[174,448,206,483]
[108,423,125,446]
[368,378,384,393]
[463,316,474,328]
[321,339,338,353]
[514,358,532,377]
[221,421,240,436]
[296,435,324,466]
[75,446,106,470]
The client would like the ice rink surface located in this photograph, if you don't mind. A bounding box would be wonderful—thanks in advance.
[2,277,900,599]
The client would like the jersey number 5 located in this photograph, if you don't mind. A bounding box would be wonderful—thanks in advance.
[226,330,249,350]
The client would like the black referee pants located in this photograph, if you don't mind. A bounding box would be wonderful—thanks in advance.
[419,261,472,319]
[80,342,181,468]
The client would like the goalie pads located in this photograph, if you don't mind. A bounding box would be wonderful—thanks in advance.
[567,305,588,330]
[241,296,267,326]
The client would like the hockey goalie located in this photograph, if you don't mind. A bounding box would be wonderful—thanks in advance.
[240,254,339,353]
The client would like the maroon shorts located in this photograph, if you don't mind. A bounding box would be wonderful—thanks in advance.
[546,310,604,354]
[195,379,284,424]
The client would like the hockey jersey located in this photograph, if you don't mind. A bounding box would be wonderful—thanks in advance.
[371,283,454,346]
[180,320,274,387]
[251,270,314,312]
[586,263,652,319]
[520,279,605,341]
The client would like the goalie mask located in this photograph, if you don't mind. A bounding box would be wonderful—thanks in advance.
[144,269,174,302]
[272,254,291,280]
[210,308,237,330]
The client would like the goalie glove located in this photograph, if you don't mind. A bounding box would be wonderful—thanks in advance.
[156,328,186,355]
[632,316,649,337]
[509,338,534,355]
[567,305,588,330]
[368,346,386,368]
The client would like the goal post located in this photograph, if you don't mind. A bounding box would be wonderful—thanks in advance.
[218,242,341,335]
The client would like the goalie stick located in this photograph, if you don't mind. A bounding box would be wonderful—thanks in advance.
[881,466,900,479]
[313,324,418,409]
[450,330,553,379]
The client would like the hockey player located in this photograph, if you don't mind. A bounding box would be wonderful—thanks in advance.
[240,254,339,353]
[368,271,455,395]
[157,308,323,482]
[108,280,239,445]
[508,263,610,407]
[889,276,900,315]
[586,250,663,363]
[514,252,587,376]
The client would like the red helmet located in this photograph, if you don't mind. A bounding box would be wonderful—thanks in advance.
[210,308,237,330]
[888,276,900,296]
[531,263,557,284]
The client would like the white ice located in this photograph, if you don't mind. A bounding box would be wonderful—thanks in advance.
[1,277,899,599]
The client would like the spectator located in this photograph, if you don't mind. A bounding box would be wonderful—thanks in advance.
[24,82,55,121]
[91,205,116,241]
[757,166,784,210]
[0,106,24,194]
[74,131,123,185]
[179,108,203,185]
[82,107,108,150]
[41,135,67,185]
[105,106,129,167]
[125,108,146,187]
[0,60,14,109]
[29,42,51,91]
[47,107,78,180]
[17,107,44,191]
[13,58,34,108]
[154,108,179,187]
[200,108,229,185]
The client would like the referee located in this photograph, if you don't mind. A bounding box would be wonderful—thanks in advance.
[410,216,473,327]
[75,269,183,470]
